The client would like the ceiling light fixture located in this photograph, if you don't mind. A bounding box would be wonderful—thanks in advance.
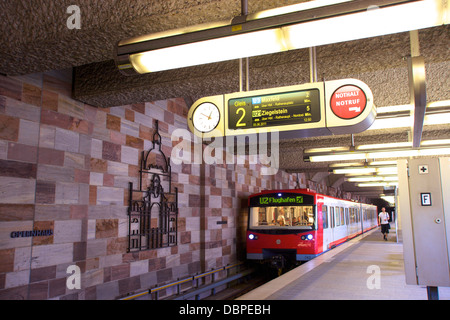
[116,0,449,75]
[380,195,396,205]
[328,160,398,167]
[357,182,399,187]
[368,104,450,130]
[428,100,450,108]
[310,147,450,163]
[347,176,398,182]
[304,146,350,154]
[356,141,413,150]
[333,167,377,174]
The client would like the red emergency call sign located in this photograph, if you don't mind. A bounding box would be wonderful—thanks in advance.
[330,85,367,119]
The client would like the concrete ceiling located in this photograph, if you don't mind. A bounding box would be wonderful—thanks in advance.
[1,0,449,201]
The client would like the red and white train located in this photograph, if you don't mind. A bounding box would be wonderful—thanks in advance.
[246,189,378,270]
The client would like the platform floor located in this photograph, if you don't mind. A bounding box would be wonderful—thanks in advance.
[238,225,450,300]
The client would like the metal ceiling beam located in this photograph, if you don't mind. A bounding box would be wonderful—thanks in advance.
[408,30,427,148]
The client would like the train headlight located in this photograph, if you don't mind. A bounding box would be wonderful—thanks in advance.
[301,234,314,241]
[248,234,258,240]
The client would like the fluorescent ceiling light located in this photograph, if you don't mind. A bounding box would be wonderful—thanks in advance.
[424,112,450,126]
[366,148,450,159]
[310,152,367,162]
[312,147,450,163]
[356,141,412,150]
[311,140,450,162]
[368,116,413,130]
[129,28,288,73]
[304,146,350,154]
[376,166,398,174]
[347,176,398,182]
[329,162,365,167]
[369,110,450,130]
[357,139,450,150]
[421,139,450,146]
[330,160,398,167]
[347,176,384,182]
[334,168,376,174]
[368,161,397,166]
[376,105,412,114]
[117,0,449,74]
[381,196,396,205]
[418,147,450,156]
[284,0,447,49]
[249,0,352,20]
[428,100,450,108]
[357,182,399,187]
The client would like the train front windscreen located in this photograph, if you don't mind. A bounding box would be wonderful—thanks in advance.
[249,205,315,230]
[248,192,316,231]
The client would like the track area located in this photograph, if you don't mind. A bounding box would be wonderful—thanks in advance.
[203,271,271,300]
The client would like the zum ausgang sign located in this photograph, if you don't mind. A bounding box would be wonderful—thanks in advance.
[187,78,376,139]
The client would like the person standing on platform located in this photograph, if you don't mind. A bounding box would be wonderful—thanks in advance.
[378,207,390,241]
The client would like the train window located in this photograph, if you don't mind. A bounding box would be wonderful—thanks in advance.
[248,205,315,230]
[330,207,335,228]
[340,207,345,225]
[345,208,349,225]
[335,207,340,226]
[322,205,328,229]
[258,207,266,224]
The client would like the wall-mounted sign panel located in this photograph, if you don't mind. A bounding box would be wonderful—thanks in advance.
[187,79,375,139]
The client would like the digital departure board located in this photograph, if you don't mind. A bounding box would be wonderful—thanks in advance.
[187,79,375,139]
[227,89,320,130]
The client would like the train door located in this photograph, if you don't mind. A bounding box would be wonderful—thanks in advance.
[345,206,350,238]
[362,205,366,231]
[352,204,361,236]
[333,203,347,244]
[329,206,335,247]
[322,204,332,250]
[359,203,364,233]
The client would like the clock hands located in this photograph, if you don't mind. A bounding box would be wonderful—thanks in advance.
[200,111,213,120]
[192,102,219,133]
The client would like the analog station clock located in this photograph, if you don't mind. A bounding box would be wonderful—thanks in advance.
[192,102,220,133]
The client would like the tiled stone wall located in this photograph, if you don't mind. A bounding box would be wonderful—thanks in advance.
[0,70,347,300]
[0,70,298,299]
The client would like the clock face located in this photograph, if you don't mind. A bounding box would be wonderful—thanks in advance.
[192,102,220,133]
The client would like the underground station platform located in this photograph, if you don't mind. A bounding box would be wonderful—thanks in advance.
[238,225,450,300]
[1,1,450,306]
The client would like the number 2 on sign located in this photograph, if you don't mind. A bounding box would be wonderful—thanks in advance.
[236,108,246,127]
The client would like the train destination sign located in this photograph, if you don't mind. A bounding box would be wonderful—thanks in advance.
[249,192,315,207]
[228,89,321,130]
[187,79,375,138]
